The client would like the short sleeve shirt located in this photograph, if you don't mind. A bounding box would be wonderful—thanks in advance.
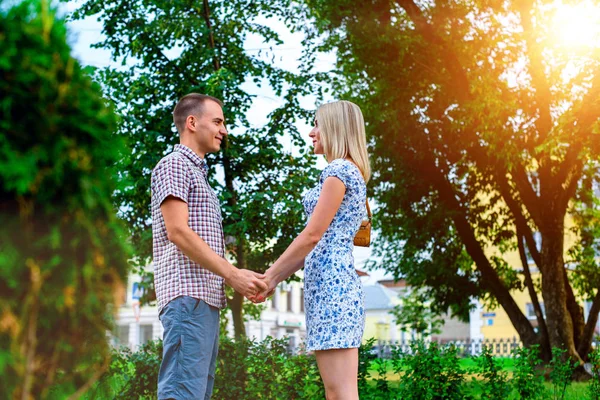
[151,144,227,313]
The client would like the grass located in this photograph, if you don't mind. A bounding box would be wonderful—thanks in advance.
[366,358,593,400]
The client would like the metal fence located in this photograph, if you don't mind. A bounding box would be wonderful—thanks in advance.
[370,337,600,358]
[370,337,524,358]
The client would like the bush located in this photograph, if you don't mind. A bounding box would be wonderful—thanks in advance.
[549,347,575,400]
[588,346,600,400]
[473,346,510,399]
[89,336,326,399]
[0,0,130,398]
[214,335,327,399]
[84,341,161,400]
[395,340,469,400]
[511,345,546,399]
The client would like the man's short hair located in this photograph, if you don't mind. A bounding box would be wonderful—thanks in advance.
[173,93,223,133]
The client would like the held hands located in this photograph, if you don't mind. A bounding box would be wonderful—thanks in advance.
[225,268,268,299]
[248,271,277,304]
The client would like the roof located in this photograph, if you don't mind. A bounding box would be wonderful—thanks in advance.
[356,269,369,277]
[378,279,407,288]
[364,283,399,310]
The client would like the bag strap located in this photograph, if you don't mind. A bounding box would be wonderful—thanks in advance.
[366,198,372,221]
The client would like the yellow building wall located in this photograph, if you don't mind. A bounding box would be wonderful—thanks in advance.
[363,313,398,342]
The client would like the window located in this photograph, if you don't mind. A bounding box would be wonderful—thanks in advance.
[287,288,293,312]
[116,324,129,346]
[300,288,304,313]
[139,324,153,345]
[526,302,545,320]
[271,288,278,310]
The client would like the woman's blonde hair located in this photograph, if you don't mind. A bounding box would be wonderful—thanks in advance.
[316,100,371,183]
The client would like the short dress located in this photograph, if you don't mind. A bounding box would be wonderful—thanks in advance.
[302,158,367,351]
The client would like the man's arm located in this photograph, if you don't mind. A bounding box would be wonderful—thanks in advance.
[160,196,267,297]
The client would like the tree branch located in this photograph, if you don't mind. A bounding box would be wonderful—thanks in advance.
[510,164,542,227]
[578,290,600,358]
[496,170,542,268]
[394,0,471,102]
[201,0,221,71]
[515,0,553,143]
[425,155,538,344]
[517,227,549,351]
[555,68,600,212]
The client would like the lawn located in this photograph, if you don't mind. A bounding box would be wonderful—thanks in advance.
[366,358,592,400]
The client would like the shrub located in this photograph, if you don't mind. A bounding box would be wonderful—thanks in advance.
[91,336,326,399]
[0,0,130,398]
[473,346,510,399]
[510,345,546,399]
[395,340,469,400]
[588,346,600,400]
[214,335,325,399]
[84,341,161,400]
[549,347,575,400]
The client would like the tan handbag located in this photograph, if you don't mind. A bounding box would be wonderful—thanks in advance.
[353,199,372,247]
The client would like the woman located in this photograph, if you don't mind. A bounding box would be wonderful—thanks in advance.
[257,100,370,400]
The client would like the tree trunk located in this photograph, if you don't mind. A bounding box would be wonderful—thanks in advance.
[540,216,584,364]
[563,266,585,351]
[222,152,247,339]
[229,291,246,339]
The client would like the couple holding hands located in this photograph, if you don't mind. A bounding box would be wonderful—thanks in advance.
[151,93,370,400]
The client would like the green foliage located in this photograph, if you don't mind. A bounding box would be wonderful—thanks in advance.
[88,336,326,400]
[0,0,131,398]
[394,341,469,400]
[357,337,379,398]
[390,288,445,338]
[588,346,600,400]
[81,337,596,399]
[549,347,576,400]
[511,345,546,399]
[371,357,392,398]
[67,0,321,337]
[472,346,511,399]
[84,341,162,400]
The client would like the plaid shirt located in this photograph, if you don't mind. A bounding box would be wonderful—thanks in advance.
[151,144,227,313]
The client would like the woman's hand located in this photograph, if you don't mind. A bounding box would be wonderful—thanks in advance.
[249,268,278,303]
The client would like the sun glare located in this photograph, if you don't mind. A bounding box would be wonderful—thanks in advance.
[551,1,600,50]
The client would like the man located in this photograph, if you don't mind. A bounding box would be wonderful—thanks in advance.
[151,93,267,399]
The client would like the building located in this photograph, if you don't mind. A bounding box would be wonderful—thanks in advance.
[113,266,162,349]
[112,267,308,350]
[363,282,403,342]
[376,279,471,342]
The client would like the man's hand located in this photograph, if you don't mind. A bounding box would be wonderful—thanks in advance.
[226,269,268,298]
[248,273,277,304]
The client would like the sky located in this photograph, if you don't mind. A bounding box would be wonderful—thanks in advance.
[60,1,393,284]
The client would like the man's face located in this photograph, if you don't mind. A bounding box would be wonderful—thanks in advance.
[194,100,228,155]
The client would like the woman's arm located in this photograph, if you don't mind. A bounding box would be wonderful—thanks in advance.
[261,176,346,295]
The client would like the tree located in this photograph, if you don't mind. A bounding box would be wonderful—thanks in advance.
[67,0,320,338]
[301,0,600,364]
[390,288,444,339]
[0,1,131,398]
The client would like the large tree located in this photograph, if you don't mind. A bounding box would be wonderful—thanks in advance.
[301,0,600,363]
[67,0,319,337]
[0,1,130,397]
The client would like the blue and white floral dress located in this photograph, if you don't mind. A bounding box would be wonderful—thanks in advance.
[302,158,367,351]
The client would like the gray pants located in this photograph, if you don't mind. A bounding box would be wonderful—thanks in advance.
[158,296,220,400]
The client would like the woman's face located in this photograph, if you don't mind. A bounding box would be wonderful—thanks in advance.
[309,119,324,155]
